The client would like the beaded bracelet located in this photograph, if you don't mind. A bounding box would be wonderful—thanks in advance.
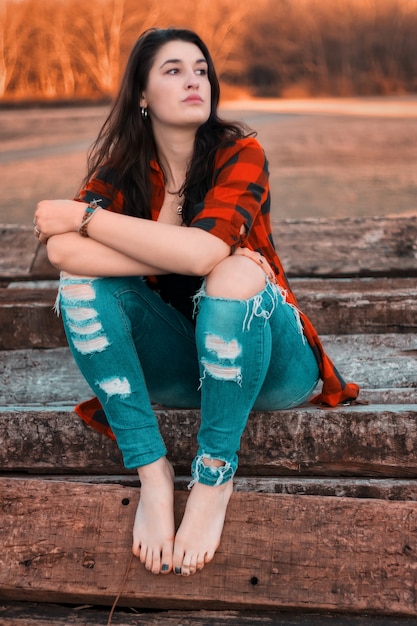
[78,199,102,237]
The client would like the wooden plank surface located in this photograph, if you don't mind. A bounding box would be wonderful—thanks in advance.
[1,334,416,406]
[1,478,417,615]
[2,404,417,477]
[1,602,415,626]
[15,474,417,502]
[0,226,42,280]
[2,216,417,283]
[0,287,64,349]
[1,217,415,621]
[292,277,417,335]
[1,277,416,349]
[272,216,417,277]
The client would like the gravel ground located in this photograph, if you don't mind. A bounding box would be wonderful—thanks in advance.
[1,96,417,225]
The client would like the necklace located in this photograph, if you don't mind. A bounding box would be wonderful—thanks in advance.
[166,189,183,215]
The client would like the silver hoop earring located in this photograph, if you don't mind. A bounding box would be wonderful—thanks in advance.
[141,106,148,119]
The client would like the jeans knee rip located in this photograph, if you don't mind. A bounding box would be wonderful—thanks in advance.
[193,277,302,334]
[188,453,235,488]
[56,275,110,355]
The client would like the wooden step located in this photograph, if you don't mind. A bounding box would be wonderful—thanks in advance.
[272,215,417,278]
[1,477,417,615]
[2,334,416,406]
[15,474,417,502]
[2,602,416,625]
[1,334,416,477]
[292,276,417,335]
[2,216,417,283]
[2,404,417,477]
[1,276,416,349]
[1,216,415,621]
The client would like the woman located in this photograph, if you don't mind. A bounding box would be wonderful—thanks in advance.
[34,27,359,578]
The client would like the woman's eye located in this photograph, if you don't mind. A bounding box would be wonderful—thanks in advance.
[196,69,207,76]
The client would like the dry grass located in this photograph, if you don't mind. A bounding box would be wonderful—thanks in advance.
[1,0,417,100]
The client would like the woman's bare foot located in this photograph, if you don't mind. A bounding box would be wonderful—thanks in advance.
[172,477,233,576]
[132,456,175,574]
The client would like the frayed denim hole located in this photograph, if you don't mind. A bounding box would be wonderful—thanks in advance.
[58,280,111,355]
[200,334,243,385]
[270,282,306,343]
[72,334,110,355]
[200,358,242,385]
[97,376,131,400]
[205,334,242,359]
[55,274,97,316]
[188,454,234,488]
[192,280,207,318]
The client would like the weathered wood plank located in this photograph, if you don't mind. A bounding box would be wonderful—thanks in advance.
[1,478,417,614]
[2,216,417,283]
[0,287,64,349]
[2,405,417,477]
[272,216,417,277]
[1,277,416,349]
[1,334,415,406]
[20,474,417,502]
[292,277,417,335]
[0,226,58,282]
[0,347,93,405]
[29,242,59,280]
[1,602,415,626]
[0,226,42,280]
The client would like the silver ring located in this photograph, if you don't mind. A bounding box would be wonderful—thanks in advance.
[34,226,41,235]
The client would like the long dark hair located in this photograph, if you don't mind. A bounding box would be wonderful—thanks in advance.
[81,27,252,224]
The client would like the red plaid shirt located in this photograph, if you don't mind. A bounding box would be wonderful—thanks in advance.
[75,137,359,438]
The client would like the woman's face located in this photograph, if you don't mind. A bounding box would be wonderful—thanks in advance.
[140,40,211,132]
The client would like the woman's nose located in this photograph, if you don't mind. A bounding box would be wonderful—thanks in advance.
[185,73,199,89]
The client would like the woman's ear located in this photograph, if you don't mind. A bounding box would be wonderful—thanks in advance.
[139,93,147,109]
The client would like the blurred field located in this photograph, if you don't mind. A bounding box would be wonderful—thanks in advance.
[1,96,417,225]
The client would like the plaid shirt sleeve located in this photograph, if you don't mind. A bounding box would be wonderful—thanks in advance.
[75,165,124,214]
[190,137,270,252]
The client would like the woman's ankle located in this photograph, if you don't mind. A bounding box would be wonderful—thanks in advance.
[137,456,174,484]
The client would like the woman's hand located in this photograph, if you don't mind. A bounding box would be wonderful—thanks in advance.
[33,199,87,244]
[234,247,276,283]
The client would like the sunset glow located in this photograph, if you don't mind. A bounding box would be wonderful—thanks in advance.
[0,0,416,102]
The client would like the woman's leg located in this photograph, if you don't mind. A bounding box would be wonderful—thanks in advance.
[173,256,319,575]
[58,273,201,574]
[173,256,273,575]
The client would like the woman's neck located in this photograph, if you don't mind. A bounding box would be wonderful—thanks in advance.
[153,126,196,191]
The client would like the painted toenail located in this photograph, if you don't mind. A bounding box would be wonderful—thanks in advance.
[161,564,169,572]
[175,567,182,575]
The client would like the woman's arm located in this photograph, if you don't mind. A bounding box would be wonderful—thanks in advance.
[47,233,166,276]
[36,200,230,277]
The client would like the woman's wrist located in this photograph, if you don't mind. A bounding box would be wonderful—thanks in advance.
[77,200,102,237]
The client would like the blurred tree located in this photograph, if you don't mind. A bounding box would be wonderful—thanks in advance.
[1,0,416,101]
[0,0,33,97]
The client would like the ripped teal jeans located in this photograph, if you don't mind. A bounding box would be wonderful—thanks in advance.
[57,274,319,486]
